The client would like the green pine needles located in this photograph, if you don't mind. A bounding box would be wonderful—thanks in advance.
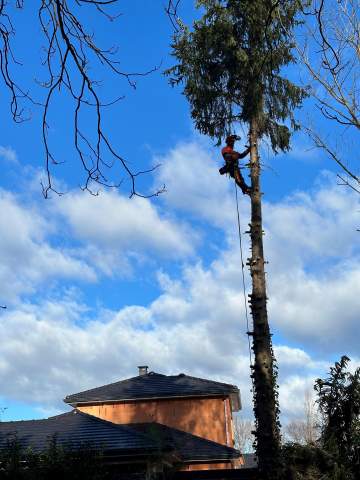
[166,0,308,150]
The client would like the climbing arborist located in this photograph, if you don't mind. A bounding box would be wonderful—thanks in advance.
[219,135,251,195]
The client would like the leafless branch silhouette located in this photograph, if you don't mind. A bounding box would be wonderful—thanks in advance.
[165,0,182,31]
[297,0,360,191]
[0,0,165,198]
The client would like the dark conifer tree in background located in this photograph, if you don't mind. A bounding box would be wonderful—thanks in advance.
[315,356,360,478]
[167,1,307,478]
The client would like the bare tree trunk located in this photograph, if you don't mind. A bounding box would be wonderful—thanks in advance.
[233,417,255,453]
[284,389,320,444]
[248,118,282,478]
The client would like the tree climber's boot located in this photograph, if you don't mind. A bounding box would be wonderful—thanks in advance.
[237,181,252,195]
[235,170,251,195]
[241,185,252,195]
[219,165,228,175]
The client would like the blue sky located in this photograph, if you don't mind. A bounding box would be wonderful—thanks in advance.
[0,1,359,429]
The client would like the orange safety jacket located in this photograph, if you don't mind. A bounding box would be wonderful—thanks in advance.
[222,145,239,162]
[222,145,250,162]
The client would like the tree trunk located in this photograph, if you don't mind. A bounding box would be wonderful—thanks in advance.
[248,118,282,478]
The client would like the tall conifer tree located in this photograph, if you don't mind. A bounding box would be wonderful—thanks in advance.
[167,1,307,477]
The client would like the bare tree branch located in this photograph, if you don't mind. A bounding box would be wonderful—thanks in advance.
[165,0,182,31]
[0,1,163,198]
[233,416,255,454]
[284,389,321,445]
[305,126,360,189]
[337,174,360,194]
[295,0,360,189]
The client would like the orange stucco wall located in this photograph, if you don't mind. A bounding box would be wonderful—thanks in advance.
[180,462,232,471]
[77,396,234,447]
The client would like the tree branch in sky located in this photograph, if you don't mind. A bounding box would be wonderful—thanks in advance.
[299,0,360,192]
[165,0,182,31]
[0,0,164,198]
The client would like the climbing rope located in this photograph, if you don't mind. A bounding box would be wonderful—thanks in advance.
[233,181,253,369]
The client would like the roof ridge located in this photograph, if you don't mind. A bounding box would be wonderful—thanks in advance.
[0,418,43,426]
[64,372,239,405]
[64,372,166,402]
[0,411,73,426]
[0,410,113,427]
[173,373,238,390]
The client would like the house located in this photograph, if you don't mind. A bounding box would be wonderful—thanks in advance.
[64,366,241,452]
[0,367,257,479]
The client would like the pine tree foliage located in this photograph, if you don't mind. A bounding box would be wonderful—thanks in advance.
[166,0,308,150]
[315,355,360,478]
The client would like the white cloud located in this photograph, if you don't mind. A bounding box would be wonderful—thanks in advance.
[264,182,359,263]
[0,185,200,305]
[0,230,344,422]
[263,182,360,353]
[0,244,255,411]
[154,141,250,228]
[0,139,359,426]
[275,345,327,372]
[0,289,334,423]
[54,190,198,275]
[0,146,18,164]
[279,375,317,419]
[153,154,360,356]
[269,265,360,353]
[0,191,96,303]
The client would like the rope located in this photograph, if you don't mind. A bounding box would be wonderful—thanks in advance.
[233,181,253,369]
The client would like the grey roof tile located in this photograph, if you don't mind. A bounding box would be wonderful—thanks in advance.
[131,422,240,462]
[64,372,239,405]
[0,410,156,454]
[0,412,239,464]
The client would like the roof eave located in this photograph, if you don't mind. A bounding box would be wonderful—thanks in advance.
[230,391,241,412]
[182,455,240,463]
[64,392,237,407]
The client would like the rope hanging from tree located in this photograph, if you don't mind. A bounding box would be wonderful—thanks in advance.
[233,180,253,372]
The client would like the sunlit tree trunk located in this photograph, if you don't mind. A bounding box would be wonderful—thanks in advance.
[248,118,281,478]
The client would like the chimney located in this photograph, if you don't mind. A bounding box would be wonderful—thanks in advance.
[138,365,148,376]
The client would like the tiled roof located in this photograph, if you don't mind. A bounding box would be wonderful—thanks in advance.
[131,422,240,462]
[0,411,239,464]
[0,410,157,455]
[64,372,239,405]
